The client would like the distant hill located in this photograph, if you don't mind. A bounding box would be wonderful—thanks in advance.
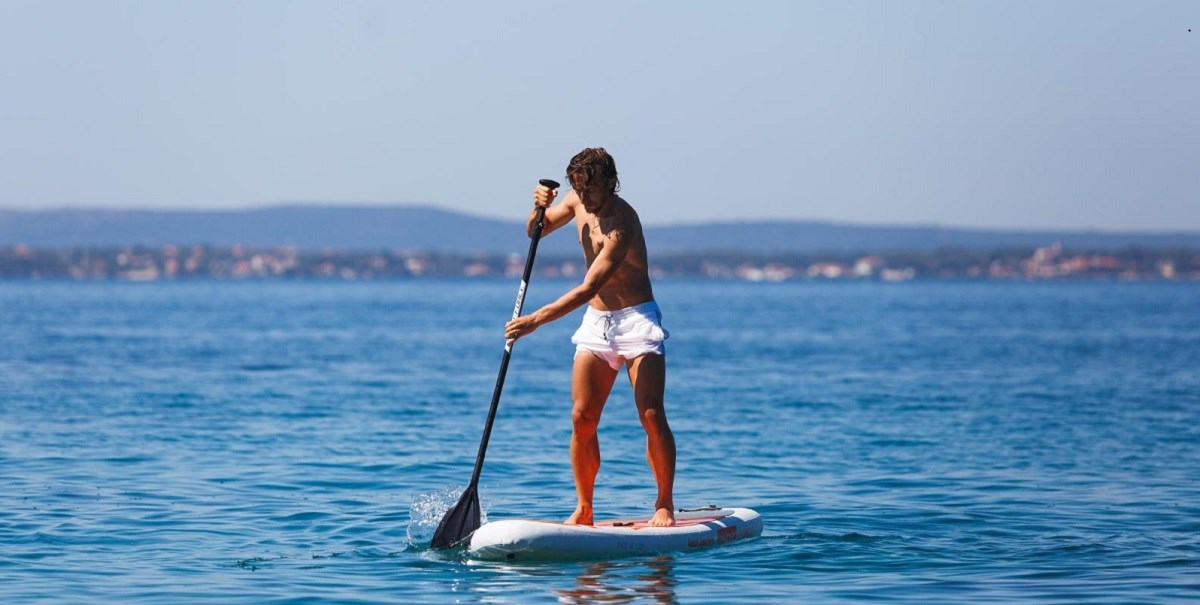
[0,205,537,251]
[648,221,1200,253]
[1,205,1197,253]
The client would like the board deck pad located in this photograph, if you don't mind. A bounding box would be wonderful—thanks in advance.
[596,508,732,529]
[467,507,762,561]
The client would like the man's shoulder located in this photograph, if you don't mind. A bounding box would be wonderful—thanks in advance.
[602,213,642,247]
[614,199,643,231]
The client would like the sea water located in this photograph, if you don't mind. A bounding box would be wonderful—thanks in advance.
[1,280,1197,603]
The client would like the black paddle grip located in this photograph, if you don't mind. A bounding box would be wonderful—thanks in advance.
[539,179,560,190]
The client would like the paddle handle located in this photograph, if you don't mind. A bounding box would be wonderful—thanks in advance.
[469,178,558,487]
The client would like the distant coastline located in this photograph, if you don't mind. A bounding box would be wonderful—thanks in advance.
[4,206,1198,281]
[2,241,1196,281]
[2,205,1197,254]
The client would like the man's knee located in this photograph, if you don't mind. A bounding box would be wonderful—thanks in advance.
[572,405,601,434]
[639,406,670,432]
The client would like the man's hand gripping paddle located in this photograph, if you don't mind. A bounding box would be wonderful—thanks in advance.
[430,178,559,549]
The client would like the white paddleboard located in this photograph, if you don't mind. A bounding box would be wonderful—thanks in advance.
[467,506,762,561]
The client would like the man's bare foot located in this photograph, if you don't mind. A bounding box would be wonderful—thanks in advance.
[647,507,675,527]
[564,505,594,526]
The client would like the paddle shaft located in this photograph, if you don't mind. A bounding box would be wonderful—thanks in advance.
[465,179,556,488]
[430,178,558,549]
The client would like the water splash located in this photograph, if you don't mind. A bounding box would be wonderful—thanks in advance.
[407,486,490,549]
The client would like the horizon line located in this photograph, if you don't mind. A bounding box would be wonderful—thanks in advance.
[2,202,1198,236]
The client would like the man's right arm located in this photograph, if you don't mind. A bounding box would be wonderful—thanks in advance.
[527,187,575,238]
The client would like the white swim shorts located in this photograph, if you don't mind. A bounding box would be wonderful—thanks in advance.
[571,301,669,370]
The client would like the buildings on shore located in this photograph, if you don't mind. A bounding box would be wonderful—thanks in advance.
[1,242,1197,281]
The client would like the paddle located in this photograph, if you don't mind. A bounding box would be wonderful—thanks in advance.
[430,178,560,549]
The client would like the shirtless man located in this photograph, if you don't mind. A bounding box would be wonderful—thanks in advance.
[504,147,676,527]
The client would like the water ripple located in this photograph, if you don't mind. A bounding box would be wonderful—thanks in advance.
[1,281,1198,603]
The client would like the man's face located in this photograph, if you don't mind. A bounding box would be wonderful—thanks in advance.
[571,175,610,211]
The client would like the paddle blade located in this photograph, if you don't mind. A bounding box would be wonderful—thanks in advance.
[430,486,481,549]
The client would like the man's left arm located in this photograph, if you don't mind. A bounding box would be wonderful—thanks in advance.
[504,230,630,340]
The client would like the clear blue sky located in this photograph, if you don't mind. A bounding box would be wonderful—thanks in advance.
[1,1,1196,229]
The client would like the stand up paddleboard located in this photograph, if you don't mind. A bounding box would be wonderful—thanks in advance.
[468,506,762,561]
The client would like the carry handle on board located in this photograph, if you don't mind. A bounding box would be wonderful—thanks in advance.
[430,178,560,549]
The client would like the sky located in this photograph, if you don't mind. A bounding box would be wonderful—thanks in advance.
[0,1,1196,230]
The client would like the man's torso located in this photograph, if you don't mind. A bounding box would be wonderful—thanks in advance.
[570,194,654,312]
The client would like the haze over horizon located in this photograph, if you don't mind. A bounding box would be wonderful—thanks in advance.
[7,202,1200,235]
[1,1,1196,231]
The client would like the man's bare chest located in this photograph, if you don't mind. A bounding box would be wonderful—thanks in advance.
[576,221,604,258]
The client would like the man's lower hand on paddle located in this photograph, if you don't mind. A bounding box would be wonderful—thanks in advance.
[505,314,539,342]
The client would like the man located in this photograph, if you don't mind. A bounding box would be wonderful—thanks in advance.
[504,147,677,527]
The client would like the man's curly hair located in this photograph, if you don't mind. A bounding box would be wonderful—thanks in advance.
[566,147,620,195]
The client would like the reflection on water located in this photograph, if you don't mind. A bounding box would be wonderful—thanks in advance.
[455,555,678,603]
[555,556,678,605]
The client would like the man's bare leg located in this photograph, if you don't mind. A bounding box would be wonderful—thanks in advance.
[565,352,618,525]
[627,354,675,527]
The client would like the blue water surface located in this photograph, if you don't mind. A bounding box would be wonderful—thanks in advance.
[1,280,1198,603]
